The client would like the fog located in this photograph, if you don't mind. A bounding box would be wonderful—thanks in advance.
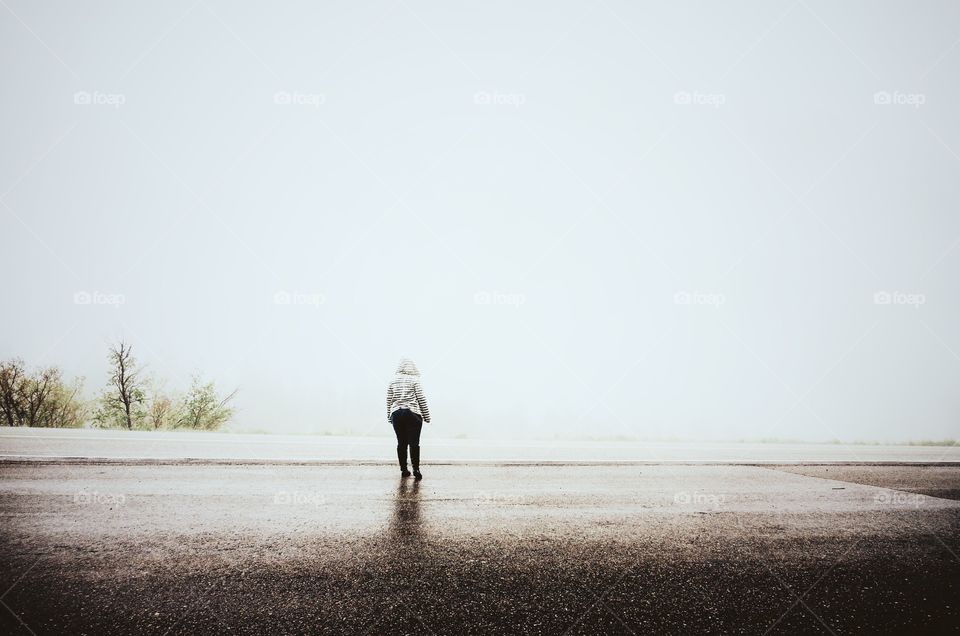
[2,0,958,441]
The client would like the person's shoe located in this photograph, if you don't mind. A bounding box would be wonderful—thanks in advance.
[401,468,411,478]
[413,470,422,481]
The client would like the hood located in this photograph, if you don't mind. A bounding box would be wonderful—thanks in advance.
[395,357,420,376]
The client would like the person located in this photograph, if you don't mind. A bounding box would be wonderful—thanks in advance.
[386,357,431,480]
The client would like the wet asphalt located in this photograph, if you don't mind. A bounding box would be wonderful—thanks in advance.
[1,461,959,634]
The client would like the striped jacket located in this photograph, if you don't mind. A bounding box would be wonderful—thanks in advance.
[386,358,431,423]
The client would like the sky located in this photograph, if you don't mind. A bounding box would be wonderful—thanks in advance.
[2,0,958,441]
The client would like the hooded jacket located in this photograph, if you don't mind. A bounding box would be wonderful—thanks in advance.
[386,358,431,423]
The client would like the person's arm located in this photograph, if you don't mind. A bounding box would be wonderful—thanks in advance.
[385,383,393,423]
[414,382,431,423]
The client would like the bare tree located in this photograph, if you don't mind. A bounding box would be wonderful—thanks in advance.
[24,367,60,427]
[0,359,26,427]
[148,394,175,430]
[1,359,87,428]
[95,341,145,430]
[144,377,179,430]
[49,377,87,428]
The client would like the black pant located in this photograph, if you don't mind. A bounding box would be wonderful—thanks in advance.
[392,409,423,471]
[391,408,423,448]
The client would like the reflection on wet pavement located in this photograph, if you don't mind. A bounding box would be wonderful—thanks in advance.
[388,478,424,545]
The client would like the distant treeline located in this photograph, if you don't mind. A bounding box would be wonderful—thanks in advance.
[0,341,236,430]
